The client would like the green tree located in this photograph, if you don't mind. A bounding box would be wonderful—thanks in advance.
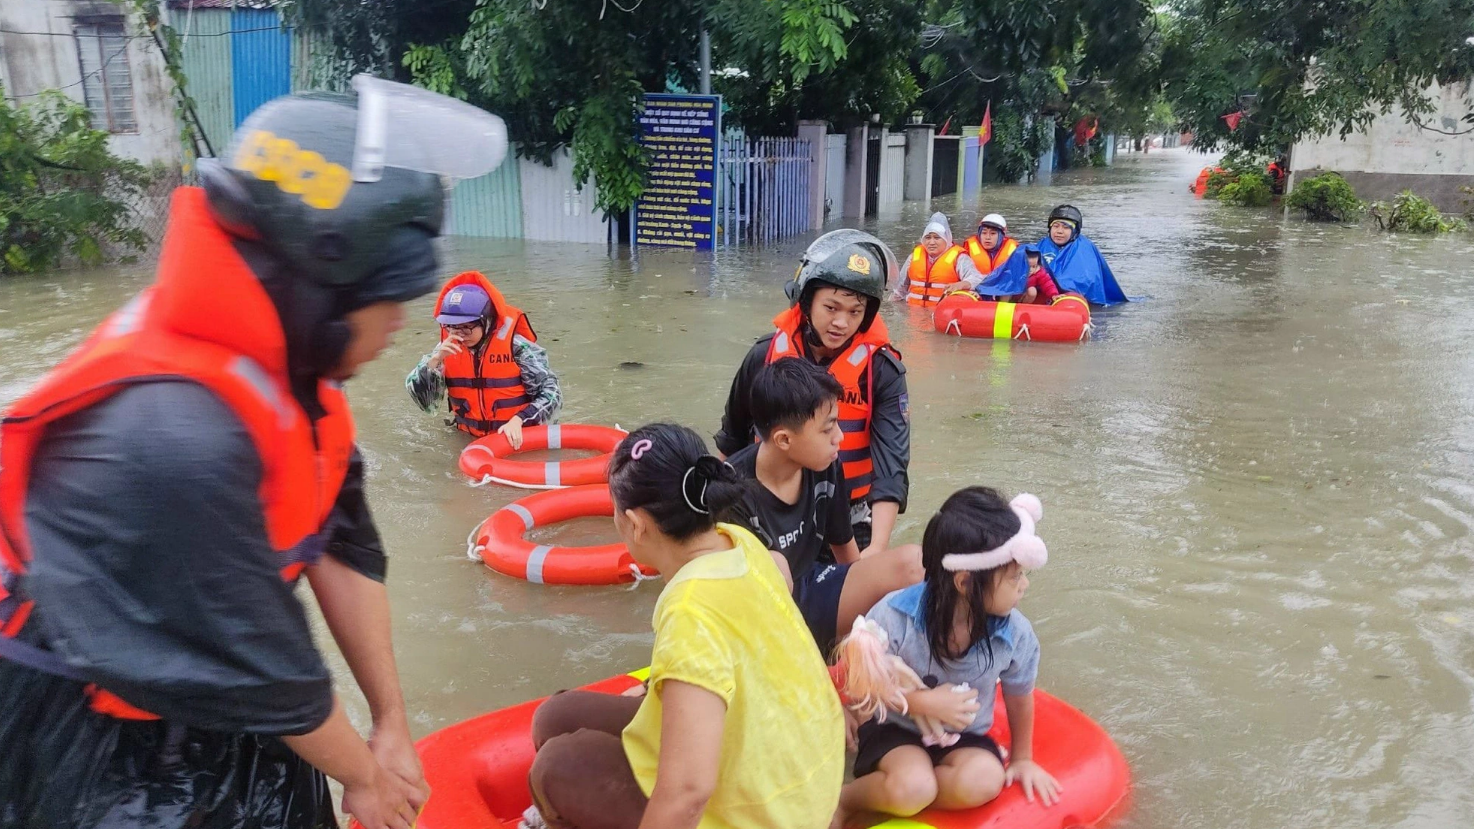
[1,88,153,274]
[300,0,895,214]
[1159,0,1474,153]
[910,0,1159,178]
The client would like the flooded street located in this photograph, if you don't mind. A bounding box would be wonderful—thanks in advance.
[4,147,1474,827]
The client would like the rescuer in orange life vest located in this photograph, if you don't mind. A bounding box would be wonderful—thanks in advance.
[892,212,985,307]
[0,78,508,829]
[406,271,561,448]
[963,213,1019,275]
[717,230,911,556]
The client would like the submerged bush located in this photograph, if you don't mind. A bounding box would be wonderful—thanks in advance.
[1203,150,1274,202]
[1203,169,1234,199]
[1369,190,1466,234]
[1217,172,1273,207]
[1285,172,1364,222]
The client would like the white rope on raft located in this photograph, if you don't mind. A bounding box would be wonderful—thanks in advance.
[626,563,661,590]
[944,319,962,337]
[469,473,564,491]
[465,524,486,562]
[1014,323,1032,342]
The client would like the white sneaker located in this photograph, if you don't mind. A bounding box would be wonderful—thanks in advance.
[518,804,549,829]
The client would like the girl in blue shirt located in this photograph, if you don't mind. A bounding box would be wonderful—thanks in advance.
[837,487,1061,822]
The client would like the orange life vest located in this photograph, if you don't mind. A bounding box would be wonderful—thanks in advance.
[0,187,355,719]
[965,235,1018,275]
[434,272,536,438]
[1192,166,1223,198]
[765,306,895,501]
[905,245,964,307]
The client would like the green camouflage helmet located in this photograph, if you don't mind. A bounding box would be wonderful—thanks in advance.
[198,91,445,295]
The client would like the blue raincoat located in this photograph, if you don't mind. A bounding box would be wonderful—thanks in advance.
[976,235,1127,306]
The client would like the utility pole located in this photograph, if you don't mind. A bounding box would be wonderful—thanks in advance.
[699,29,711,95]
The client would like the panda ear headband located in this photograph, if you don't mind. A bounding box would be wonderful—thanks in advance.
[941,493,1048,572]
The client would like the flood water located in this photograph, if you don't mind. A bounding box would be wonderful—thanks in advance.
[3,147,1474,828]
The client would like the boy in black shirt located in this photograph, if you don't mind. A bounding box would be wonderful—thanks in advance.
[726,358,923,651]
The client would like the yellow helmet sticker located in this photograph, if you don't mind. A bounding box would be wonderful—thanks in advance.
[847,253,872,275]
[233,130,352,210]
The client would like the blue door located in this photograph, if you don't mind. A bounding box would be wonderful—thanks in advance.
[231,9,292,127]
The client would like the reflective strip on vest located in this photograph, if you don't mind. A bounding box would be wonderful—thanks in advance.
[107,293,152,338]
[772,331,791,356]
[907,246,962,307]
[227,356,296,429]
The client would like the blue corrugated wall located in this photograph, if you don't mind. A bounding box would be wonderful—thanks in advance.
[230,8,292,127]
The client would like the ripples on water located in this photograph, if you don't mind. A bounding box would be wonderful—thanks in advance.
[2,149,1472,827]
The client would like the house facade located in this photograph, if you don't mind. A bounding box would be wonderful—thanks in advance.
[0,0,182,168]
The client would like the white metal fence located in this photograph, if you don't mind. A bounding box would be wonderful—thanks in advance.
[716,136,813,246]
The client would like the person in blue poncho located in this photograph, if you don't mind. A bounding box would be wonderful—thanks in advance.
[953,205,1128,306]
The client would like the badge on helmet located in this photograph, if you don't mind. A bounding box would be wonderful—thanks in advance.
[785,229,899,334]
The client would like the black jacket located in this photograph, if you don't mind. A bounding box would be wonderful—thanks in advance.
[715,332,910,511]
[18,380,387,734]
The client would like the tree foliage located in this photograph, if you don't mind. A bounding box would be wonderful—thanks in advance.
[1159,0,1474,153]
[1,89,153,274]
[287,0,1474,214]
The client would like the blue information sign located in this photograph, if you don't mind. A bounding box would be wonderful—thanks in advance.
[635,94,720,249]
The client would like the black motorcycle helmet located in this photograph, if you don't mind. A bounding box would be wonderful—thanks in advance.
[1047,204,1084,241]
[784,229,899,334]
[198,77,506,383]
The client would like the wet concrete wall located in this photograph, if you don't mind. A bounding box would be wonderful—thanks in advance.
[1292,80,1474,211]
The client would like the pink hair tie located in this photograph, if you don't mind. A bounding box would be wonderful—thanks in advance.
[630,439,653,459]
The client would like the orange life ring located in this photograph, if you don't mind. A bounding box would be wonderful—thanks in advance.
[459,424,625,489]
[468,485,655,585]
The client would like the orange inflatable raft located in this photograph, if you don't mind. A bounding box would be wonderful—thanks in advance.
[409,671,1131,829]
[460,424,625,489]
[468,484,655,585]
[932,292,1092,343]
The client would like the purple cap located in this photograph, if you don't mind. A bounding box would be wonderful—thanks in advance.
[435,285,492,325]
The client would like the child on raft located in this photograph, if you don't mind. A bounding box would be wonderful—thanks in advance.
[406,271,561,448]
[834,486,1061,825]
[724,358,923,652]
[525,423,844,829]
[1009,245,1061,306]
